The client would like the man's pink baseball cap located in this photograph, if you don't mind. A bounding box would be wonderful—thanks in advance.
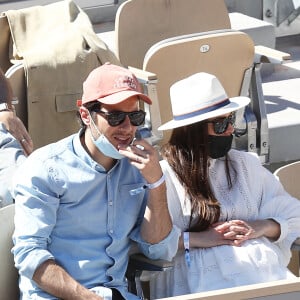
[78,63,152,106]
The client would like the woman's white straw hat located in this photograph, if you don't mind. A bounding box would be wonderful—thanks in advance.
[158,72,250,131]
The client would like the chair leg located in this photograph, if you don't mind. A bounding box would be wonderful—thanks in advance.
[135,272,145,299]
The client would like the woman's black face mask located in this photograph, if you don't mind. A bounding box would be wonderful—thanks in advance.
[208,135,233,159]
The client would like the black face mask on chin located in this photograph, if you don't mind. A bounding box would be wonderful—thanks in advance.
[208,135,233,159]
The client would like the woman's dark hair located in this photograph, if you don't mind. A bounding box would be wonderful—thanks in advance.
[77,101,101,129]
[162,121,233,232]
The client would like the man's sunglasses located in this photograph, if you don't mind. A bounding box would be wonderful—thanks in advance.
[206,112,236,134]
[93,108,146,127]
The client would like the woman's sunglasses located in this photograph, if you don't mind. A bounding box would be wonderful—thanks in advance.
[93,108,146,127]
[206,112,236,134]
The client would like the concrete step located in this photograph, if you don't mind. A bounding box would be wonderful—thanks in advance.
[262,34,300,165]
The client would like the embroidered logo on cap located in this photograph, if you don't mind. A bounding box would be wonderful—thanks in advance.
[114,76,137,90]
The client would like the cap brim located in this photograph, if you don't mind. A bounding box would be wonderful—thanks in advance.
[158,96,250,131]
[97,90,152,105]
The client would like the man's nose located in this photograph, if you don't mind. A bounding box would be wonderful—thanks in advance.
[120,115,133,129]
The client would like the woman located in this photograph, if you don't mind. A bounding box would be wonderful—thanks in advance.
[150,72,300,298]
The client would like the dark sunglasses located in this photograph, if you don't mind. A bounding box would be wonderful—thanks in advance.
[206,112,236,134]
[93,108,146,127]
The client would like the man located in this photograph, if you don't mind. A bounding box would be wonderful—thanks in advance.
[12,63,180,300]
[0,67,33,207]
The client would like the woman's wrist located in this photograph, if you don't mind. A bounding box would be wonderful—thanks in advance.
[183,232,191,267]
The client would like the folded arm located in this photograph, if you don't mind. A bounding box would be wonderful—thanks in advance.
[179,218,281,249]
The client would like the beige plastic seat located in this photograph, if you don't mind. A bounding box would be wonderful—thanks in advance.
[5,62,28,128]
[114,0,276,70]
[115,0,231,69]
[115,1,256,148]
[143,29,255,145]
[274,161,300,276]
[0,204,19,299]
[113,0,291,163]
[0,14,12,74]
[274,161,300,199]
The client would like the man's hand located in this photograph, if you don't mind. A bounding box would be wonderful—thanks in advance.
[119,139,172,244]
[119,138,162,184]
[0,111,33,155]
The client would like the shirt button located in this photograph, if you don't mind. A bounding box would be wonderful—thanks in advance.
[109,201,113,206]
[110,229,114,234]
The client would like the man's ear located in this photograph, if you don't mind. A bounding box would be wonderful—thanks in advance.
[79,106,91,126]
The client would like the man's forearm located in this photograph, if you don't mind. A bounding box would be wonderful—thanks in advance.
[141,182,172,244]
[33,259,102,300]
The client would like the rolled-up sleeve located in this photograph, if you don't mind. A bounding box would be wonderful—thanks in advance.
[130,225,181,261]
[259,166,300,244]
[12,157,60,279]
[249,157,300,265]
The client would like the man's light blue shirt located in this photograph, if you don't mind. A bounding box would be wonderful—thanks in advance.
[12,130,179,299]
[0,123,25,207]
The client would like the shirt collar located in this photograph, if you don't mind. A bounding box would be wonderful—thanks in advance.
[72,129,122,173]
[72,129,105,172]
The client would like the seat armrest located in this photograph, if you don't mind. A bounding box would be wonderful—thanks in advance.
[291,238,300,251]
[129,253,173,272]
[128,66,157,82]
[126,253,173,296]
[254,45,291,64]
[127,66,163,145]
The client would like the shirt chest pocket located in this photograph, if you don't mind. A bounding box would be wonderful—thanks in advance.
[117,183,146,217]
[113,184,147,238]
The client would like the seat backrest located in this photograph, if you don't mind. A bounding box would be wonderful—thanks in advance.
[0,15,12,73]
[5,62,28,128]
[0,204,19,299]
[273,161,300,276]
[274,161,300,199]
[143,30,254,144]
[115,0,268,161]
[115,0,231,68]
